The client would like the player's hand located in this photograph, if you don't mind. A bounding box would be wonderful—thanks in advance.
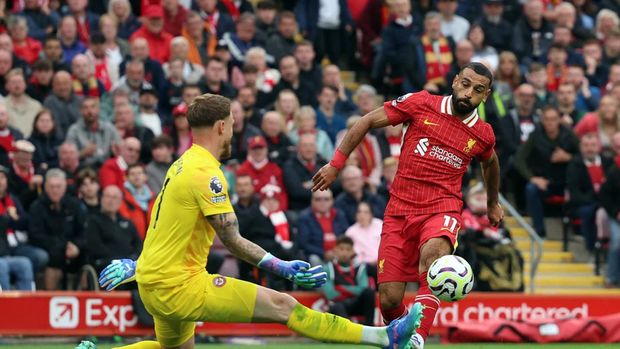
[258,253,327,288]
[98,259,136,291]
[487,202,504,227]
[312,164,340,192]
[293,265,327,289]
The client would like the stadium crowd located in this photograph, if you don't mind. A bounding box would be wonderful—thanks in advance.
[0,0,620,302]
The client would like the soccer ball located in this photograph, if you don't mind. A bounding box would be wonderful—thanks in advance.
[427,255,474,302]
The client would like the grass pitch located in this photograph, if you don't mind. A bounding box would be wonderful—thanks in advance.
[2,344,620,349]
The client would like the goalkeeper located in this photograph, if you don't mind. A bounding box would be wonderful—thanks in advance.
[80,94,423,349]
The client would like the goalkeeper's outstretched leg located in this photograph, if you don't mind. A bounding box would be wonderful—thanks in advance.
[77,280,423,349]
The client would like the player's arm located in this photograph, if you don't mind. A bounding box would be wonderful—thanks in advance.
[312,106,390,191]
[207,212,327,288]
[480,151,503,226]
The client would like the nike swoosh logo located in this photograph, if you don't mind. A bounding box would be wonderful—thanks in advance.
[424,119,439,126]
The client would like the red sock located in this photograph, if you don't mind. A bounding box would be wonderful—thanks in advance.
[414,272,441,340]
[380,302,407,325]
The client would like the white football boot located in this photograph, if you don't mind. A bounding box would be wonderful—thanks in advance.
[409,333,425,349]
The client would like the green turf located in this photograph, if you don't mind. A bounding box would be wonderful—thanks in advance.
[3,344,620,349]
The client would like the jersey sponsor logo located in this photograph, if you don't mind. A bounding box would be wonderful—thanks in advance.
[423,119,440,126]
[414,138,430,156]
[414,138,464,168]
[210,176,224,194]
[463,138,476,153]
[211,195,227,204]
[213,276,227,287]
[392,93,413,106]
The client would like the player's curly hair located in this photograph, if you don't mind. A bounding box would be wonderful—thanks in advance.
[187,93,231,128]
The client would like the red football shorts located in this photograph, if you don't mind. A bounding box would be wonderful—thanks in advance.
[377,212,462,284]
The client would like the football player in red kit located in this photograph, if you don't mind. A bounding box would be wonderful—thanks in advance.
[312,62,504,349]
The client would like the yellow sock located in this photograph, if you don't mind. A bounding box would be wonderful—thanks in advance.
[286,303,388,346]
[113,340,161,349]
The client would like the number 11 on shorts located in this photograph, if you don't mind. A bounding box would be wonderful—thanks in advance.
[442,215,459,233]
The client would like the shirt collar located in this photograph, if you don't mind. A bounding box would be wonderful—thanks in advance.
[584,155,601,167]
[190,143,221,166]
[441,95,479,128]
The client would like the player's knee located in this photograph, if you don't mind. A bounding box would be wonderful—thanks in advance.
[420,238,452,271]
[379,288,403,310]
[271,291,298,322]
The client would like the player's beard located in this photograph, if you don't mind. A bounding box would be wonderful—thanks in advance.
[220,139,232,160]
[452,94,476,115]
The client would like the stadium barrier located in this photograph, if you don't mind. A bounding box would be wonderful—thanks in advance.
[1,291,620,337]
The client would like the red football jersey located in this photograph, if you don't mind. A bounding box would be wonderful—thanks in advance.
[383,91,496,216]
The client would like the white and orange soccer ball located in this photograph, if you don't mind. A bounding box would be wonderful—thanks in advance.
[427,255,474,302]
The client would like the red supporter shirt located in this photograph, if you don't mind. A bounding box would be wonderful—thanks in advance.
[383,91,496,216]
[130,27,173,64]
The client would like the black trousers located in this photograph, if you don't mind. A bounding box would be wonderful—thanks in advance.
[314,28,343,65]
[329,288,376,325]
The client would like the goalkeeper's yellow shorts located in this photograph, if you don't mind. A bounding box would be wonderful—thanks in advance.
[138,272,258,347]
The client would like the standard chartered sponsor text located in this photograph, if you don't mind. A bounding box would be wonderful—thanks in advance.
[429,145,463,169]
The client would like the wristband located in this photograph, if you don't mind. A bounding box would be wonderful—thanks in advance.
[329,149,347,170]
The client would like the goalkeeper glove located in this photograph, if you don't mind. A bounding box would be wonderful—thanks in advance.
[98,259,136,291]
[258,253,327,289]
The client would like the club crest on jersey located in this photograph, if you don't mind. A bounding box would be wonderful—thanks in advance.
[378,259,385,274]
[463,138,476,153]
[213,276,227,287]
[210,176,224,194]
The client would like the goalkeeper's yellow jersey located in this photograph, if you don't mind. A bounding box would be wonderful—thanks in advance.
[136,144,234,288]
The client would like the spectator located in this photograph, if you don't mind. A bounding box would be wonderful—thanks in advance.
[99,137,141,189]
[85,33,114,91]
[233,174,258,218]
[137,85,162,137]
[163,36,204,85]
[294,0,352,65]
[58,143,81,195]
[345,201,382,267]
[146,135,174,192]
[0,103,24,168]
[66,97,121,168]
[254,0,278,44]
[446,40,474,86]
[574,95,620,157]
[476,0,512,52]
[566,64,601,112]
[119,164,155,239]
[245,47,280,94]
[237,85,262,128]
[595,8,619,42]
[261,111,294,166]
[114,60,152,106]
[283,132,327,211]
[18,0,56,42]
[515,106,580,237]
[377,157,398,202]
[437,0,470,43]
[322,235,375,326]
[29,169,86,290]
[0,33,30,76]
[41,37,71,72]
[197,0,235,39]
[600,147,620,288]
[336,116,382,189]
[182,11,217,67]
[27,59,55,103]
[63,0,99,44]
[567,133,614,252]
[113,103,154,163]
[161,58,185,112]
[163,0,188,37]
[603,63,620,96]
[288,106,333,161]
[119,38,166,97]
[354,84,379,118]
[0,236,33,290]
[230,99,261,163]
[169,102,193,157]
[376,124,403,160]
[275,90,301,131]
[335,165,386,225]
[602,28,620,68]
[130,5,173,64]
[223,13,261,68]
[495,51,523,92]
[5,68,43,137]
[58,16,87,65]
[71,54,106,98]
[419,11,455,94]
[526,63,555,110]
[86,185,142,272]
[468,24,498,71]
[582,43,607,89]
[99,14,130,86]
[296,189,348,265]
[294,40,322,94]
[265,11,298,64]
[108,0,141,40]
[0,165,47,278]
[201,57,236,99]
[236,135,288,210]
[76,168,100,215]
[8,16,42,66]
[500,83,540,167]
[556,83,587,127]
[315,85,346,145]
[28,109,63,170]
[43,71,84,138]
[512,0,553,62]
[272,55,316,107]
[9,140,44,210]
[322,64,356,116]
[0,49,13,96]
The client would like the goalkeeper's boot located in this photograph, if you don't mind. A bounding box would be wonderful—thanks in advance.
[409,333,425,349]
[75,341,96,349]
[384,302,424,349]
